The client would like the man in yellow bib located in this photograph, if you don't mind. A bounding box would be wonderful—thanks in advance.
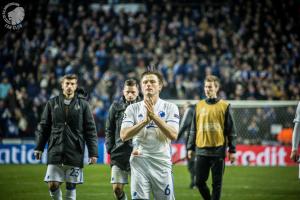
[187,75,237,200]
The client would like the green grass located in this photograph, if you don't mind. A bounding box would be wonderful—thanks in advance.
[0,164,299,200]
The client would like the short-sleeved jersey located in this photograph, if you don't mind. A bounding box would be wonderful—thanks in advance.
[121,98,179,167]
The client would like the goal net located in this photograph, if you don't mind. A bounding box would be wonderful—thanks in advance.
[169,100,299,145]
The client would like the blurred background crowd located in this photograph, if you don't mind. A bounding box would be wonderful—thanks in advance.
[0,0,299,142]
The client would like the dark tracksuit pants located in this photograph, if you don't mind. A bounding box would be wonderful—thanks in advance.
[187,154,196,187]
[195,155,225,200]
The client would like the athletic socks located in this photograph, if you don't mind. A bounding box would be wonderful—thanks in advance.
[49,187,76,200]
[66,189,76,200]
[49,188,62,200]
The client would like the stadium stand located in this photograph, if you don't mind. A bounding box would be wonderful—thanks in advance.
[0,0,299,140]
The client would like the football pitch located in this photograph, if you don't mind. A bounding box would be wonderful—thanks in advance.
[0,164,299,200]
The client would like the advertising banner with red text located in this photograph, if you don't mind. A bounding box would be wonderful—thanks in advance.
[227,145,297,166]
[105,143,299,166]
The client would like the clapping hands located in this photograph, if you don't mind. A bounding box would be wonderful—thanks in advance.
[144,95,155,121]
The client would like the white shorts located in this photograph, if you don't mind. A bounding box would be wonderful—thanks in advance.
[130,155,175,200]
[44,164,83,184]
[111,165,129,184]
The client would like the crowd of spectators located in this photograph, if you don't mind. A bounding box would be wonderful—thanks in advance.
[0,0,299,139]
[234,105,296,145]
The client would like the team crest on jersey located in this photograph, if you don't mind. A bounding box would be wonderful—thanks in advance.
[159,111,165,118]
[122,113,127,120]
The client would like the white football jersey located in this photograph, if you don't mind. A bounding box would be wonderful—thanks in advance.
[121,98,179,166]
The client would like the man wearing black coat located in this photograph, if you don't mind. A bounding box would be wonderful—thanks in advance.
[177,103,196,189]
[34,74,98,200]
[105,79,140,200]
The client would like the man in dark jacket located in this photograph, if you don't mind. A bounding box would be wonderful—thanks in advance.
[34,74,98,200]
[105,79,140,200]
[177,103,196,189]
[187,75,236,200]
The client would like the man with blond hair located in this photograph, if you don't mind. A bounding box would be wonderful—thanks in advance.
[187,75,237,200]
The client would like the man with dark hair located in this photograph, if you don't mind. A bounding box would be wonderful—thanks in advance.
[120,70,180,200]
[187,75,237,200]
[105,79,140,200]
[34,74,98,200]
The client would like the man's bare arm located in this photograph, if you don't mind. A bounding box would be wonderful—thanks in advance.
[144,98,178,141]
[120,119,149,141]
